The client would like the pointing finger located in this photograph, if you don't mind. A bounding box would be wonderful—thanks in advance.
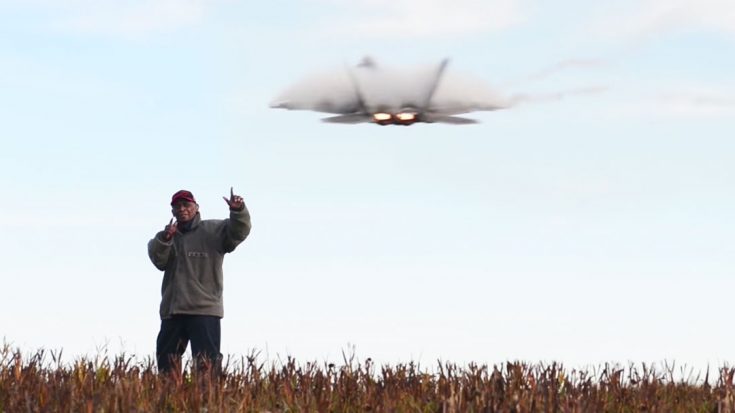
[168,218,173,226]
[230,186,234,199]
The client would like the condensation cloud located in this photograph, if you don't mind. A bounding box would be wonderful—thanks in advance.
[271,58,607,118]
[271,60,512,116]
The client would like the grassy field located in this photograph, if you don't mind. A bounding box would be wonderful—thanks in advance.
[1,344,733,412]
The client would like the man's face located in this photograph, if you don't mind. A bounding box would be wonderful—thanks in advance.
[172,200,199,223]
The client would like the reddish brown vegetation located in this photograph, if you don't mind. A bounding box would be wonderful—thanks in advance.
[1,344,733,412]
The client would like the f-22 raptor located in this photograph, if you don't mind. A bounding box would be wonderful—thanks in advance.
[271,57,509,126]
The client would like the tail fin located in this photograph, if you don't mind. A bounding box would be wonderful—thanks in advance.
[419,58,449,111]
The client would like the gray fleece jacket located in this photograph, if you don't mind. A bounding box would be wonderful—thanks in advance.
[147,207,251,319]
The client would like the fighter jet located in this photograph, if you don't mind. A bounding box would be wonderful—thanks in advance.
[270,57,510,125]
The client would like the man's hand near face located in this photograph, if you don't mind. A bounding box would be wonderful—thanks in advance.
[162,218,177,241]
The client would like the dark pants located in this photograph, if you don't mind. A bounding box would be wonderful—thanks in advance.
[156,314,222,374]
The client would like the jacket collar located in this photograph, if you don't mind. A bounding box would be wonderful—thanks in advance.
[179,212,201,233]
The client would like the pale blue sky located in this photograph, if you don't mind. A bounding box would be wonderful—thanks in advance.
[1,0,734,370]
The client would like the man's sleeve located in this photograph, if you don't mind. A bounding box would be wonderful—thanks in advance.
[222,204,252,253]
[148,232,173,271]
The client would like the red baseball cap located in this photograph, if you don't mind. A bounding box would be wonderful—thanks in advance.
[171,190,197,206]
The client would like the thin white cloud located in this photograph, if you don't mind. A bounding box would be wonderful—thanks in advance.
[597,0,735,40]
[609,87,735,119]
[524,59,608,82]
[61,1,208,36]
[318,0,526,38]
[655,88,735,117]
[2,0,222,37]
[509,85,609,105]
[498,58,610,106]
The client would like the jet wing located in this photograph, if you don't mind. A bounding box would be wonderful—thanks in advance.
[424,115,479,124]
[321,114,371,124]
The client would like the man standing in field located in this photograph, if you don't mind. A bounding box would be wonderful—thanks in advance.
[147,188,251,374]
